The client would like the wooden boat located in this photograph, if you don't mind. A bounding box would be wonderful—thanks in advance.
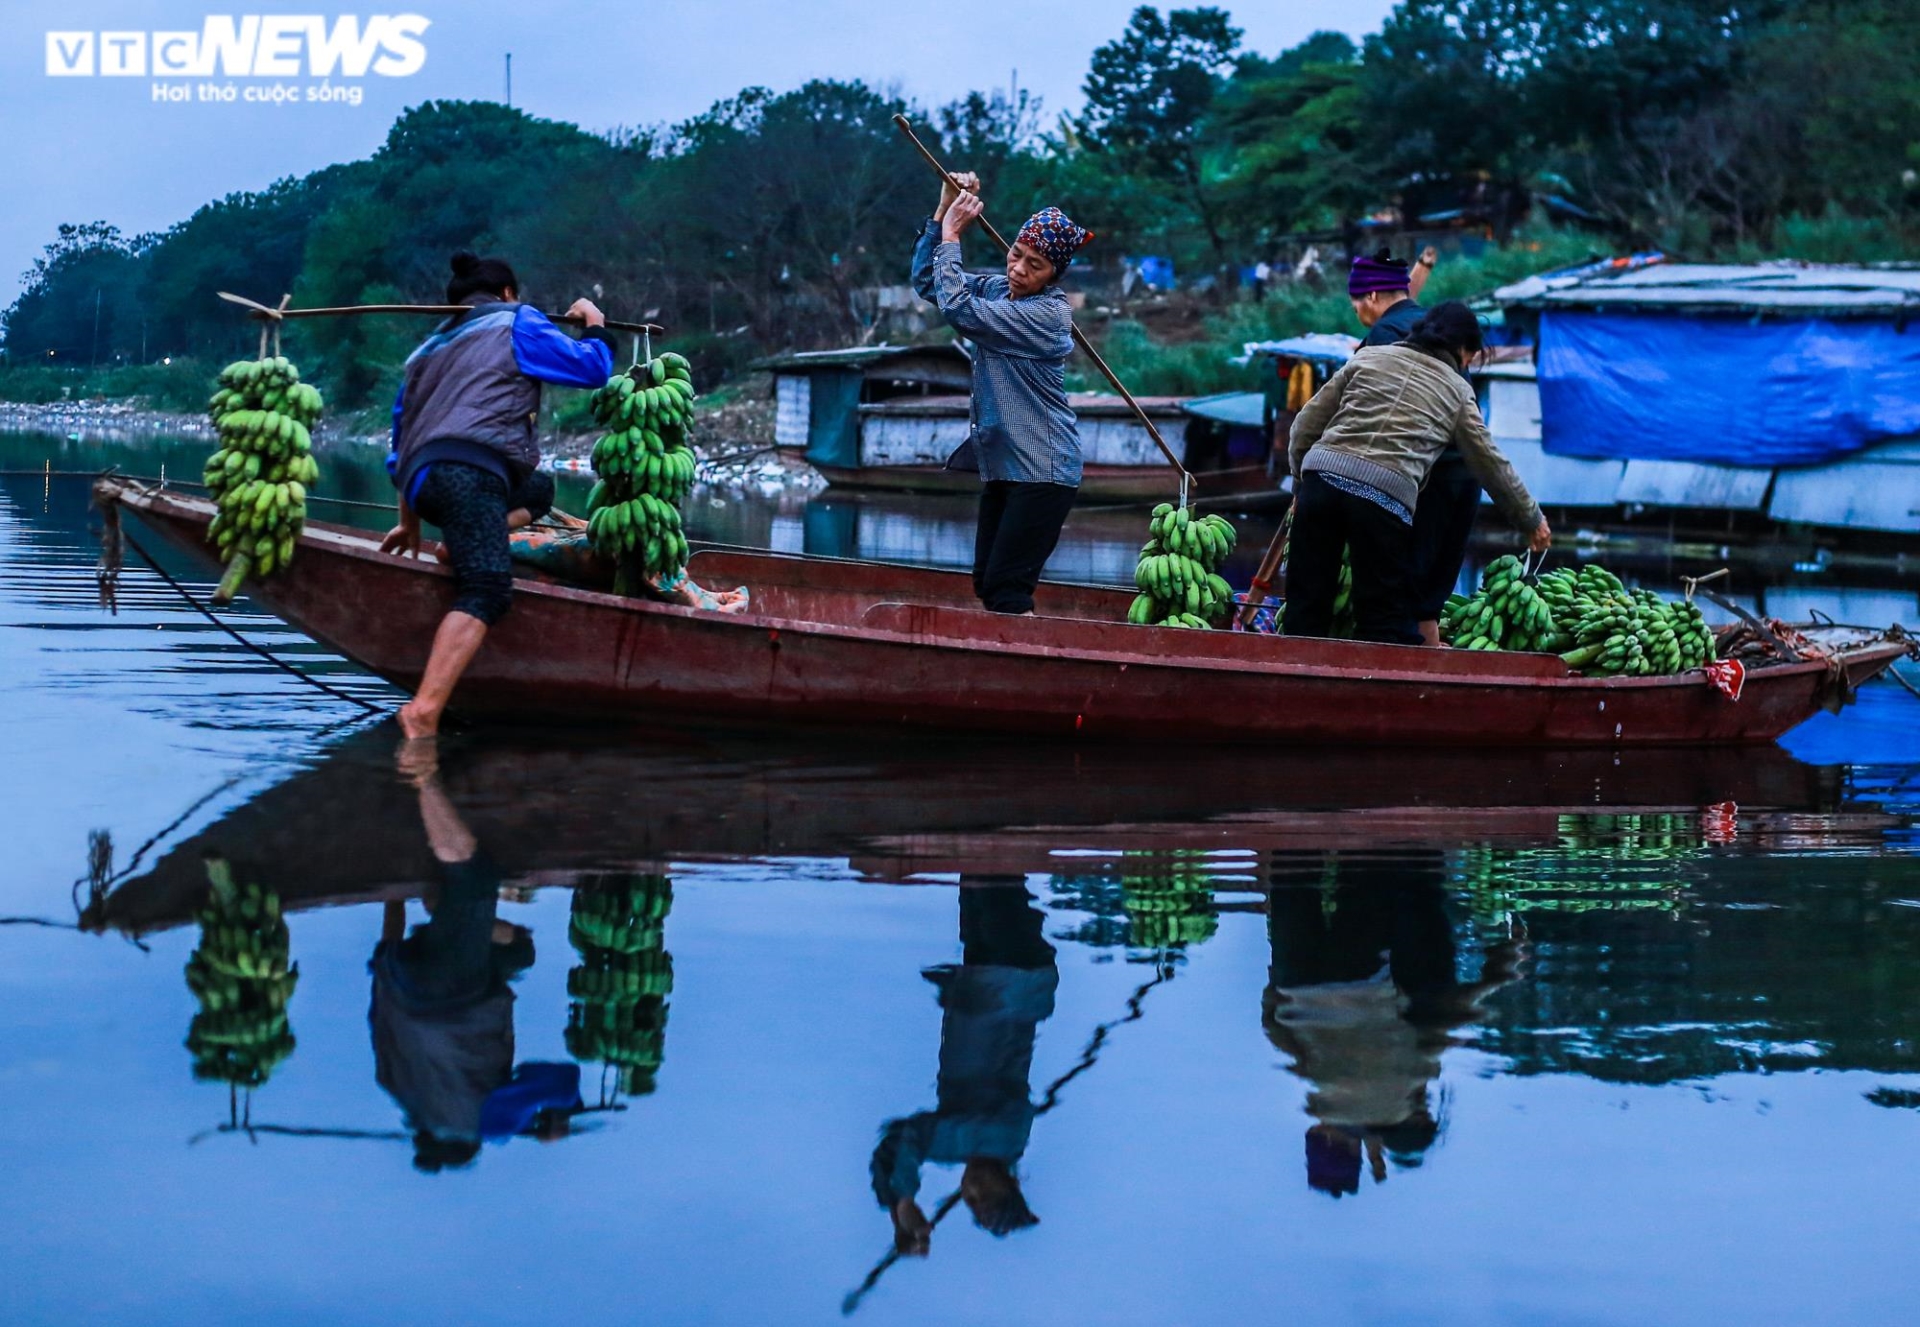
[99,478,1910,747]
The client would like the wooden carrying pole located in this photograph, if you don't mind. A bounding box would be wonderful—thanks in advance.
[889,114,1194,493]
[217,291,664,335]
[1237,506,1290,629]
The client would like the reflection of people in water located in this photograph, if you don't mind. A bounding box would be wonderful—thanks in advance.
[1264,852,1527,1197]
[872,880,1059,1254]
[369,742,581,1172]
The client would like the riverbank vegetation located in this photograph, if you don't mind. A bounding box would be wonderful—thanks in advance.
[5,1,1915,408]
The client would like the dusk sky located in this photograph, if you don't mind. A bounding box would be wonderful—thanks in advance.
[1,1,1398,307]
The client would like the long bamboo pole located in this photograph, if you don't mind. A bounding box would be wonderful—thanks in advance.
[889,115,1194,493]
[217,291,664,335]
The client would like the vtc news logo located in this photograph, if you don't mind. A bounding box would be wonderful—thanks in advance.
[46,15,430,77]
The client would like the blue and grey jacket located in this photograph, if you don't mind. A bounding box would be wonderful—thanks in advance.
[388,294,615,501]
[911,218,1081,487]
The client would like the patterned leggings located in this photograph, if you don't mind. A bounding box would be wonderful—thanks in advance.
[412,463,555,625]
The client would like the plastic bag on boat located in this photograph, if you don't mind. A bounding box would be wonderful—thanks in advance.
[509,527,613,588]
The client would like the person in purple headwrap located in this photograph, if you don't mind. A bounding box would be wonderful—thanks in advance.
[1347,245,1436,341]
[911,173,1094,615]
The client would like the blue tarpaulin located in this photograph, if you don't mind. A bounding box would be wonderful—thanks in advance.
[1538,310,1920,466]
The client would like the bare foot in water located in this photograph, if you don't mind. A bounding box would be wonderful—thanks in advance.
[397,700,442,740]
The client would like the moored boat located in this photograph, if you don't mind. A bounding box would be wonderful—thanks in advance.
[97,478,1910,747]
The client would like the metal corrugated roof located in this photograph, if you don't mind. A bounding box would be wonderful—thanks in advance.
[1181,391,1267,428]
[1497,261,1920,316]
[752,343,970,372]
[1236,333,1358,365]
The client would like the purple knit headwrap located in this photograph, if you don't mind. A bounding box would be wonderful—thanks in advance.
[1348,250,1413,297]
[1017,207,1094,276]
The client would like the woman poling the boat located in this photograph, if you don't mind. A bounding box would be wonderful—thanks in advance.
[1284,301,1550,646]
[380,251,616,738]
[911,175,1093,615]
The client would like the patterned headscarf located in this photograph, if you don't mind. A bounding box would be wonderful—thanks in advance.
[1016,207,1094,278]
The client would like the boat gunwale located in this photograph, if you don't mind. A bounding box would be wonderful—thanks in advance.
[108,481,1906,697]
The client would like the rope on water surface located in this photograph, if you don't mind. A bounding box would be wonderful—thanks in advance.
[118,527,388,715]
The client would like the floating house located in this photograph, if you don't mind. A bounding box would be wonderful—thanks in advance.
[757,344,974,458]
[1491,261,1920,536]
[762,343,1270,500]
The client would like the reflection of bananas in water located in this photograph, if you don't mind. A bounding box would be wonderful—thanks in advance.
[565,875,673,1095]
[1122,851,1219,950]
[1459,812,1705,919]
[1049,853,1222,951]
[185,857,298,1088]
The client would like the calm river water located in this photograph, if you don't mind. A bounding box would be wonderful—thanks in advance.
[4,430,1920,1325]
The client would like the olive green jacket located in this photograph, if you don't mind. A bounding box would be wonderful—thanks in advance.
[1287,344,1542,531]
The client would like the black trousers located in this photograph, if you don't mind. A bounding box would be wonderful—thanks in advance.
[1282,472,1421,645]
[1409,453,1482,621]
[973,481,1077,614]
[413,463,555,626]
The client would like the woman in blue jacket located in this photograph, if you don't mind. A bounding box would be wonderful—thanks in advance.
[381,251,613,737]
[912,176,1093,614]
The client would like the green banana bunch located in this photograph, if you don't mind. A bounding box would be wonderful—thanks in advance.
[565,874,674,1096]
[1272,547,1356,637]
[1125,503,1239,630]
[587,353,699,587]
[1440,554,1563,652]
[1440,557,1717,676]
[184,857,298,1089]
[203,356,322,597]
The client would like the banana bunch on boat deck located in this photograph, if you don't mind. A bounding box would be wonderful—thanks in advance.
[1129,503,1237,629]
[184,857,298,1089]
[202,356,322,601]
[586,353,697,591]
[1442,556,1717,675]
[1274,548,1357,638]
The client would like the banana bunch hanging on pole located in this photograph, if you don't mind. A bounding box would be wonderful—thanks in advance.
[1127,503,1238,629]
[202,357,322,604]
[585,352,698,595]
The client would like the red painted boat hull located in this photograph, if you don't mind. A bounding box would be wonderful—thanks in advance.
[106,482,1904,747]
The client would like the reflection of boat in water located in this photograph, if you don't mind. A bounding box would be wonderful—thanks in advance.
[98,727,1861,934]
[101,479,1910,747]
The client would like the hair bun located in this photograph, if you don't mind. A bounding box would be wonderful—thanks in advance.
[449,250,480,277]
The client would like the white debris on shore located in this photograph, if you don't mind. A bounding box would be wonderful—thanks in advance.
[544,445,823,499]
[0,399,213,440]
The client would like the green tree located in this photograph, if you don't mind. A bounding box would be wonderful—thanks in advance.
[1079,5,1244,265]
[934,86,1044,203]
[1212,33,1372,241]
[2,222,145,364]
